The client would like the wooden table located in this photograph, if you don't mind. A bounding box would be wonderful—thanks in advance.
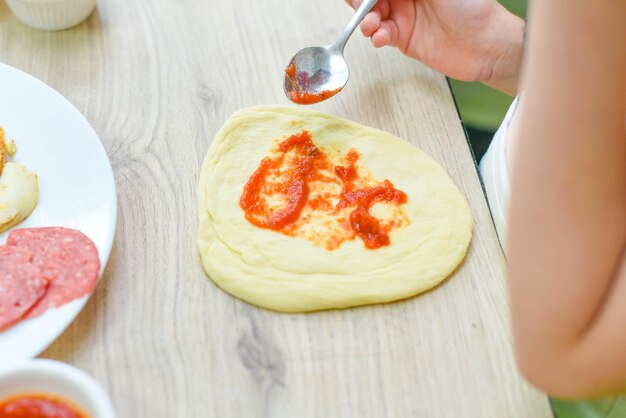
[0,0,553,416]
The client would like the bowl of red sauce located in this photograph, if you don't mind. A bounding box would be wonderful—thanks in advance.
[0,359,115,418]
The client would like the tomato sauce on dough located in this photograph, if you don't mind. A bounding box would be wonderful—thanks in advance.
[0,394,88,418]
[240,131,409,249]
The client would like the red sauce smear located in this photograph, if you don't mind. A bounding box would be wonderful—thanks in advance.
[240,131,323,229]
[285,62,342,104]
[288,89,342,105]
[335,151,408,249]
[0,394,87,418]
[240,131,408,249]
[286,62,296,79]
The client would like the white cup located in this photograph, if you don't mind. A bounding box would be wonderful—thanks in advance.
[0,359,116,418]
[6,0,97,31]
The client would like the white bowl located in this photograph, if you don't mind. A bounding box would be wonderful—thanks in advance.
[0,359,116,418]
[6,0,97,31]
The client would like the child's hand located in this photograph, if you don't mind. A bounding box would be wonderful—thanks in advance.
[345,0,525,94]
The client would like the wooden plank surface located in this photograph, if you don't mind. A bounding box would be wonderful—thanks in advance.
[0,0,553,416]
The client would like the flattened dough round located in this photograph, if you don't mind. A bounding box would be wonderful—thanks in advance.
[198,106,473,312]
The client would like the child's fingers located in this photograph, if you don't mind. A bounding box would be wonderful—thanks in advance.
[346,0,391,45]
[371,20,399,48]
[360,11,381,37]
[377,0,391,20]
[346,0,388,19]
[371,29,390,48]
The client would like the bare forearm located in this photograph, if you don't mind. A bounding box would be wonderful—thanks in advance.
[507,0,626,397]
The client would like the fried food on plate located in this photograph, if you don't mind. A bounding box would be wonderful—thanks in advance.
[0,127,16,175]
[0,126,39,233]
[0,162,38,233]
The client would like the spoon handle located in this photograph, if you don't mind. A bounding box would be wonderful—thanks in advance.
[330,0,379,53]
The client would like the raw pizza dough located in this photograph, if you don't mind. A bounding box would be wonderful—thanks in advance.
[198,106,473,312]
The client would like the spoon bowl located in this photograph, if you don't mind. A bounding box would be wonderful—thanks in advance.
[283,47,348,102]
[284,0,378,105]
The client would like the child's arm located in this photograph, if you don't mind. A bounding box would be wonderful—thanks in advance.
[508,0,626,398]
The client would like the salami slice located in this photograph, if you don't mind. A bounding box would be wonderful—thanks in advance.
[0,246,48,331]
[7,227,100,318]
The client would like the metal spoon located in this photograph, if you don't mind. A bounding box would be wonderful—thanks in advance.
[284,0,378,105]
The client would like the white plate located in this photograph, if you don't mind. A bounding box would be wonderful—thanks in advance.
[0,63,117,363]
